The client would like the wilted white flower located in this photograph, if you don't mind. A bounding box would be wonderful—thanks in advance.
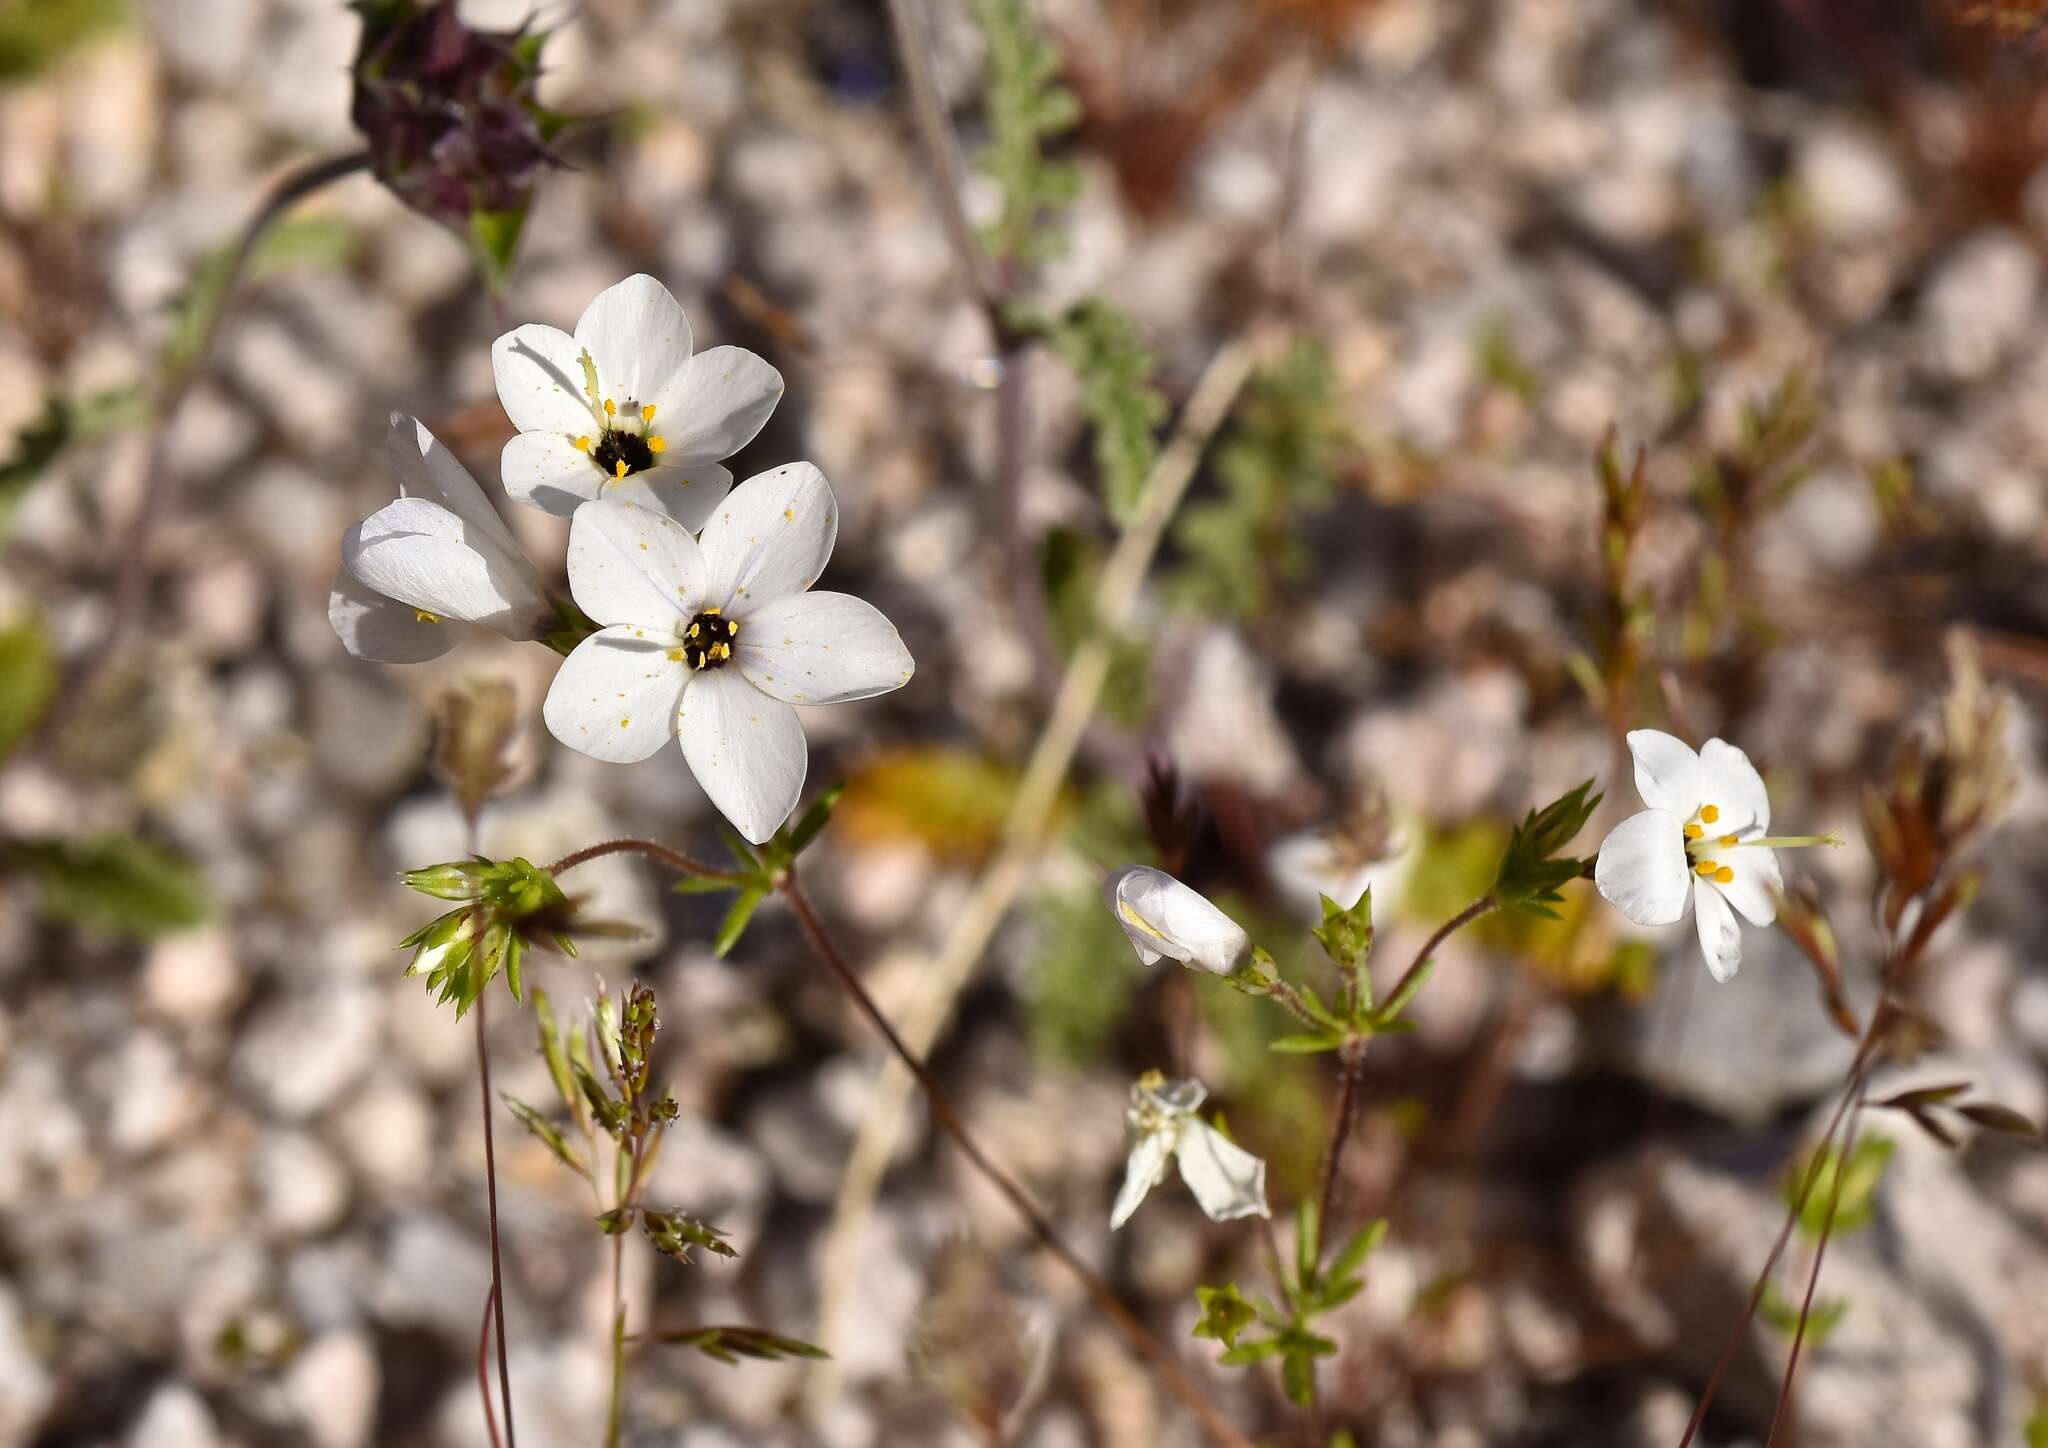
[542,465,913,843]
[1103,866,1250,975]
[1111,1072,1269,1230]
[1594,729,1835,982]
[329,413,552,663]
[491,273,783,529]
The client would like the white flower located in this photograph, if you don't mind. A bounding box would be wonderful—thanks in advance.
[541,465,913,843]
[1594,729,1834,982]
[491,273,784,530]
[1111,1073,1269,1230]
[1103,866,1250,975]
[328,413,552,663]
[1265,810,1410,927]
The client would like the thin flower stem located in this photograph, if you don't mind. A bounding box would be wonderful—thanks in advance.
[880,0,1005,313]
[779,872,1254,1448]
[476,994,518,1448]
[1765,1097,1865,1447]
[1314,895,1496,1240]
[477,1284,503,1448]
[603,1133,635,1448]
[1676,1052,1872,1448]
[36,150,371,750]
[547,838,742,882]
[1263,978,1324,1031]
[807,330,1273,1405]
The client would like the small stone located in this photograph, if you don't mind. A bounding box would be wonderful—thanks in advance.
[283,1332,379,1448]
[1799,126,1907,241]
[127,1383,218,1448]
[258,1130,351,1236]
[1920,230,2041,381]
[0,1289,53,1443]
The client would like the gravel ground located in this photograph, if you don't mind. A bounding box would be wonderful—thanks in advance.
[3,0,2047,1445]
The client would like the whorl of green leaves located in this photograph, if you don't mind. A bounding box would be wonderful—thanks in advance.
[1492,779,1601,919]
[967,0,1079,267]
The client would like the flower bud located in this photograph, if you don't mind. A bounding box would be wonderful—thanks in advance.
[1102,865,1250,975]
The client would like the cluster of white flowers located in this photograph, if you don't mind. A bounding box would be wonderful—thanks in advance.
[331,275,913,844]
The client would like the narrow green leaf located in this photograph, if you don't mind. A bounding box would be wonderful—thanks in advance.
[0,616,56,762]
[1328,1219,1388,1286]
[1295,1200,1320,1290]
[1268,1034,1344,1055]
[788,781,844,854]
[1374,961,1433,1026]
[532,989,581,1125]
[12,833,208,937]
[673,873,737,896]
[501,1094,587,1179]
[713,884,766,958]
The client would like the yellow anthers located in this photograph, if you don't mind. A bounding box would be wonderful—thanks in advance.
[1700,804,1720,824]
[1694,860,1719,877]
[647,435,666,454]
[613,459,628,479]
[694,655,708,670]
[1137,1067,1165,1091]
[414,608,442,624]
[727,619,739,636]
[1714,865,1735,884]
[1683,823,1703,841]
[604,398,617,418]
[572,435,592,453]
[1719,834,1739,847]
[687,622,700,638]
[702,606,721,615]
[640,403,657,422]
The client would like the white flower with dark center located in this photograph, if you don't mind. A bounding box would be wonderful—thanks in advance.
[329,413,552,663]
[541,465,913,843]
[1103,866,1251,975]
[491,274,784,529]
[1594,729,1836,982]
[1111,1072,1269,1230]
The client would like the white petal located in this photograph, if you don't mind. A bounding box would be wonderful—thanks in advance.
[1694,877,1744,982]
[1103,866,1249,975]
[1594,809,1693,927]
[542,627,687,763]
[387,414,542,588]
[698,462,838,610]
[734,591,914,705]
[1176,1122,1270,1223]
[1699,738,1771,834]
[599,461,734,531]
[651,345,784,466]
[327,565,452,663]
[678,667,807,844]
[565,500,707,628]
[343,498,541,632]
[1714,845,1781,928]
[575,274,693,412]
[492,323,596,435]
[1110,1129,1175,1231]
[502,429,604,517]
[1626,729,1704,815]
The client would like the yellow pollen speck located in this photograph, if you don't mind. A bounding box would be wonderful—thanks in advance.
[604,398,617,417]
[1719,834,1739,847]
[1700,804,1720,823]
[414,608,441,624]
[783,508,794,520]
[1694,860,1718,876]
[1683,823,1703,840]
[572,435,592,452]
[688,623,700,638]
[638,541,647,550]
[647,435,666,454]
[728,619,740,636]
[667,648,685,662]
[641,404,656,422]
[1714,865,1735,883]
[703,606,721,615]
[614,459,628,479]
[620,717,631,728]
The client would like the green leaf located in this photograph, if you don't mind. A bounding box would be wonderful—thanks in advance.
[1327,1219,1388,1288]
[501,1094,587,1179]
[532,989,583,1126]
[1956,1102,2040,1139]
[650,1325,829,1366]
[786,781,844,855]
[11,833,208,937]
[467,206,527,294]
[1023,301,1165,524]
[673,873,738,895]
[966,0,1080,265]
[1312,887,1374,983]
[1373,962,1433,1028]
[163,217,358,380]
[1268,1033,1344,1055]
[0,388,145,532]
[0,616,57,762]
[1789,1134,1895,1239]
[594,1206,635,1236]
[1282,1346,1316,1406]
[1217,1337,1285,1367]
[713,884,766,958]
[1192,1284,1258,1349]
[1493,779,1601,917]
[1294,1199,1320,1291]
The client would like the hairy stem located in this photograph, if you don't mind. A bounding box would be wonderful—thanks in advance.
[780,872,1253,1448]
[476,995,517,1447]
[1765,1098,1865,1447]
[547,838,743,882]
[1314,894,1496,1237]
